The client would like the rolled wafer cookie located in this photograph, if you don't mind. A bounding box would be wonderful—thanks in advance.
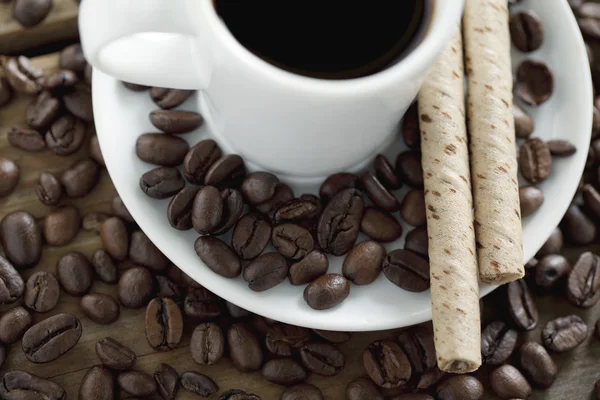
[419,24,481,374]
[464,0,524,284]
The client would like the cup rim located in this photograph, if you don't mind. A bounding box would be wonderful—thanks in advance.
[201,0,465,94]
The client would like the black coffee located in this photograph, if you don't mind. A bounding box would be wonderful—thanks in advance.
[214,1,431,79]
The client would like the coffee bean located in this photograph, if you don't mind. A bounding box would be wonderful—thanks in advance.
[567,251,600,308]
[507,279,538,331]
[542,314,588,352]
[519,185,544,217]
[195,236,241,278]
[510,10,544,52]
[300,342,344,376]
[139,166,185,199]
[256,183,295,215]
[514,104,534,138]
[0,211,42,267]
[43,205,80,246]
[272,223,314,260]
[91,249,118,284]
[361,172,399,212]
[520,137,552,184]
[191,322,224,365]
[363,340,411,389]
[516,60,554,106]
[561,204,596,245]
[154,363,180,400]
[0,307,31,344]
[192,185,223,234]
[184,286,222,319]
[220,389,262,399]
[56,252,93,296]
[262,358,307,386]
[145,297,183,351]
[36,171,62,206]
[272,197,319,226]
[231,213,272,260]
[228,323,264,372]
[61,158,100,198]
[358,207,402,243]
[536,254,571,290]
[579,17,600,39]
[136,133,189,166]
[148,109,202,134]
[252,315,277,336]
[111,195,133,222]
[89,135,105,166]
[117,370,157,397]
[0,255,23,304]
[80,293,120,325]
[151,87,193,109]
[42,69,79,94]
[183,139,222,184]
[265,323,310,356]
[79,365,115,400]
[24,271,59,312]
[400,189,426,226]
[156,275,183,301]
[396,325,436,374]
[317,188,364,256]
[0,77,12,107]
[226,301,251,318]
[536,227,563,258]
[0,370,65,400]
[404,226,429,259]
[303,274,350,310]
[319,173,360,203]
[8,126,45,152]
[1,56,44,93]
[204,154,246,188]
[312,329,351,344]
[382,249,430,292]
[282,384,323,400]
[26,91,60,130]
[179,371,218,397]
[59,44,87,73]
[583,184,600,219]
[118,266,155,308]
[63,86,94,122]
[490,364,532,399]
[46,115,86,156]
[395,151,424,188]
[519,342,557,389]
[240,171,279,205]
[547,139,576,157]
[342,240,385,285]
[345,377,384,400]
[214,188,244,235]
[289,250,329,285]
[129,230,169,271]
[402,102,420,149]
[22,313,82,363]
[480,320,518,365]
[243,252,288,292]
[374,154,402,190]
[166,187,199,230]
[96,337,136,370]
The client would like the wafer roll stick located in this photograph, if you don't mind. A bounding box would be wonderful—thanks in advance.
[419,24,481,374]
[464,0,524,284]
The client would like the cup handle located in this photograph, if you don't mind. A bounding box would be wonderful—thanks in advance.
[79,0,208,90]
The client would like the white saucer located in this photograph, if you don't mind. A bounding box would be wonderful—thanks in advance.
[93,0,592,331]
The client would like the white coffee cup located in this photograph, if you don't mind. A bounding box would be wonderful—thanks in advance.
[79,0,464,179]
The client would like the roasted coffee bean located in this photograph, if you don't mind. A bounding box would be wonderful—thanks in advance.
[272,223,314,260]
[312,329,351,344]
[510,10,544,52]
[145,297,183,350]
[151,87,193,109]
[516,60,554,106]
[129,230,169,271]
[139,166,185,199]
[149,109,203,134]
[36,171,62,206]
[395,151,423,188]
[228,323,263,372]
[359,207,403,242]
[507,279,538,330]
[90,135,105,166]
[481,320,518,365]
[91,249,118,284]
[0,306,31,344]
[96,337,136,370]
[195,236,241,278]
[256,183,295,215]
[519,342,557,389]
[402,103,420,149]
[303,274,350,310]
[514,103,534,138]
[396,325,435,374]
[579,16,600,39]
[8,126,45,152]
[289,250,329,285]
[167,186,200,230]
[345,377,384,400]
[0,211,42,267]
[317,188,364,256]
[0,256,23,304]
[281,384,323,400]
[117,370,157,397]
[231,213,272,260]
[22,313,82,363]
[583,184,600,218]
[299,342,344,376]
[542,314,588,352]
[262,358,307,386]
[184,286,222,319]
[26,91,60,130]
[56,252,93,296]
[374,154,401,190]
[61,158,101,198]
[83,213,114,234]
[80,293,120,325]
[243,252,288,292]
[404,226,428,259]
[0,77,12,107]
[361,172,399,212]
[382,249,430,292]
[520,137,552,184]
[43,205,80,246]
[536,254,571,290]
[214,188,244,235]
[226,301,251,318]
[42,69,78,94]
[219,389,262,400]
[436,375,483,400]
[0,370,66,400]
[59,44,87,73]
[191,322,224,365]
[519,185,544,217]
[154,363,180,400]
[363,340,411,389]
[265,323,310,356]
[192,185,223,234]
[136,133,189,166]
[490,364,532,399]
[241,171,279,205]
[204,154,246,188]
[46,115,86,156]
[561,204,596,245]
[63,86,94,122]
[79,365,115,400]
[179,371,218,397]
[1,56,44,93]
[24,271,59,312]
[536,227,563,258]
[342,240,385,285]
[272,198,319,225]
[111,195,134,222]
[252,315,277,336]
[118,266,155,308]
[567,251,600,308]
[547,139,576,156]
[156,275,182,300]
[400,189,426,226]
[183,139,222,184]
[319,173,360,203]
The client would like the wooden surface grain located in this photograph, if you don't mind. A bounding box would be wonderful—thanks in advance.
[1,53,600,400]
